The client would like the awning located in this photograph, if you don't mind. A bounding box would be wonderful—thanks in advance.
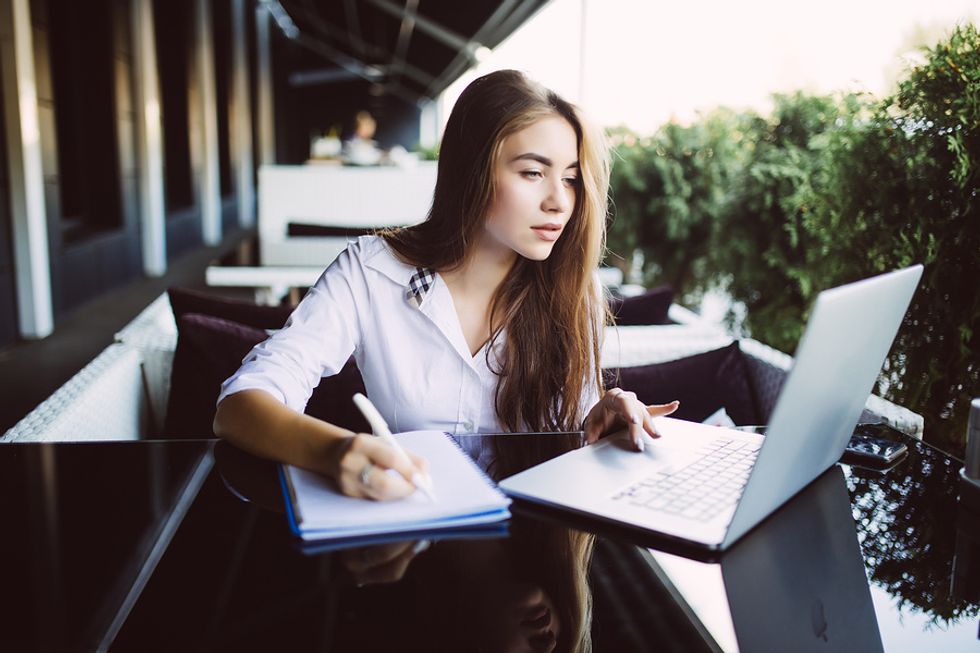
[265,0,551,103]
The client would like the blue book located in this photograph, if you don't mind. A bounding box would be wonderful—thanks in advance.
[279,430,511,542]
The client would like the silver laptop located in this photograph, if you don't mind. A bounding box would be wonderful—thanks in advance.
[499,265,922,552]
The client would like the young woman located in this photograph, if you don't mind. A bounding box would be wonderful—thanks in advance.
[213,69,678,501]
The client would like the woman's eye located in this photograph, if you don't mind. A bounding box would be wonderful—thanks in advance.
[563,176,580,187]
[521,170,544,180]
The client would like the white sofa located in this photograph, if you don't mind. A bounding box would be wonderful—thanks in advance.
[1,294,924,442]
[2,295,176,442]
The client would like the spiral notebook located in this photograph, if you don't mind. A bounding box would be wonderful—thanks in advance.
[279,430,511,541]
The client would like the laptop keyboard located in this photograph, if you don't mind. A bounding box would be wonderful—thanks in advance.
[611,437,762,522]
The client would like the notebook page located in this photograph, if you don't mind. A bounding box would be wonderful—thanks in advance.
[284,430,510,538]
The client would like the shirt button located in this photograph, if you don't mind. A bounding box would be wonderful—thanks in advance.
[463,420,474,431]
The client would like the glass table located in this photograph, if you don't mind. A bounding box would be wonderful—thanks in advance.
[0,430,976,652]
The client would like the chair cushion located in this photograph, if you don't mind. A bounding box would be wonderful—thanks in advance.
[603,342,761,425]
[165,287,291,436]
[164,303,368,436]
[608,286,674,325]
[167,286,293,330]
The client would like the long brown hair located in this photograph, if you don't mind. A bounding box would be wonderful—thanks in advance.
[383,70,610,431]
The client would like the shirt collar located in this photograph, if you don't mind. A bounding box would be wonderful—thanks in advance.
[363,239,436,308]
[406,268,436,307]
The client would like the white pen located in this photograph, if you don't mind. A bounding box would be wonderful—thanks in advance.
[352,393,437,502]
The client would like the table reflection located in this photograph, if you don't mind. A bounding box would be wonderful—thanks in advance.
[206,435,710,652]
[844,437,979,628]
[647,467,883,653]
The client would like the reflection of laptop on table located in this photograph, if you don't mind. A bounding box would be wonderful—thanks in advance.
[500,266,922,553]
[648,466,883,652]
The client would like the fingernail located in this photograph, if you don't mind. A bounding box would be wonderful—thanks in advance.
[631,414,641,425]
[636,438,645,452]
[413,539,431,554]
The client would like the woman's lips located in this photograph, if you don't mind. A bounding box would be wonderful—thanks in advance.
[531,225,562,242]
[523,605,551,629]
[527,629,557,652]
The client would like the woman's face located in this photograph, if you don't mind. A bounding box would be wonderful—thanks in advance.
[482,581,563,653]
[480,115,579,263]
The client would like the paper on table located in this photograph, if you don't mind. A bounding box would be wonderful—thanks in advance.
[280,430,511,541]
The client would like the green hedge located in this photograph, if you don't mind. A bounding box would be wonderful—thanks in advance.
[607,24,979,455]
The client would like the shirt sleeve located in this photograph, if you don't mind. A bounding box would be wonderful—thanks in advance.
[217,243,366,413]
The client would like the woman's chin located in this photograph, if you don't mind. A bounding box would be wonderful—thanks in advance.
[518,242,558,261]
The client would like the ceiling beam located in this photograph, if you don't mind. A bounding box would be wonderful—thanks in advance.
[363,0,475,57]
[263,0,420,103]
[389,0,418,77]
[425,0,524,97]
[342,0,365,58]
[290,0,435,88]
[287,67,361,87]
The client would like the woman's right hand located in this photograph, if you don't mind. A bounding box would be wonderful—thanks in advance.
[214,390,429,501]
[341,539,431,586]
[327,433,430,501]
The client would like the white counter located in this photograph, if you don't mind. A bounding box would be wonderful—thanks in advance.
[258,162,438,266]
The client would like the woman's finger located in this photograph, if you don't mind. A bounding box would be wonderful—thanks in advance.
[362,464,416,501]
[628,410,646,451]
[407,450,429,475]
[360,437,426,485]
[641,406,661,439]
[647,400,680,418]
[641,400,678,439]
[338,436,417,501]
[611,390,646,452]
[351,437,428,500]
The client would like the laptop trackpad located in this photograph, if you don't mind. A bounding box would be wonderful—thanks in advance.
[576,431,705,493]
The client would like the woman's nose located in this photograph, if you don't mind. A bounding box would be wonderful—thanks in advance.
[543,178,572,214]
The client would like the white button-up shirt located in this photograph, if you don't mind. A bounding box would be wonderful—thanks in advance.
[219,236,599,434]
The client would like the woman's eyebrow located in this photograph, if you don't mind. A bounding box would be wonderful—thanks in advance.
[510,153,580,169]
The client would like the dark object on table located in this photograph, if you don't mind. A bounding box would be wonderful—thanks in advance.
[738,422,910,471]
[841,423,909,469]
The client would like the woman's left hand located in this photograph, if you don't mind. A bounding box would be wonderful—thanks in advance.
[583,388,679,451]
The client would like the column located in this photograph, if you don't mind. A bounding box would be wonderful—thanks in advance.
[131,0,166,276]
[0,0,53,337]
[255,2,275,165]
[195,0,221,245]
[231,0,255,227]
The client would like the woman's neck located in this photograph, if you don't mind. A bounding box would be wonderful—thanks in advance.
[441,239,517,299]
[440,241,517,356]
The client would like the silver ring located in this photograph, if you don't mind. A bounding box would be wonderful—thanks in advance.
[360,462,374,487]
